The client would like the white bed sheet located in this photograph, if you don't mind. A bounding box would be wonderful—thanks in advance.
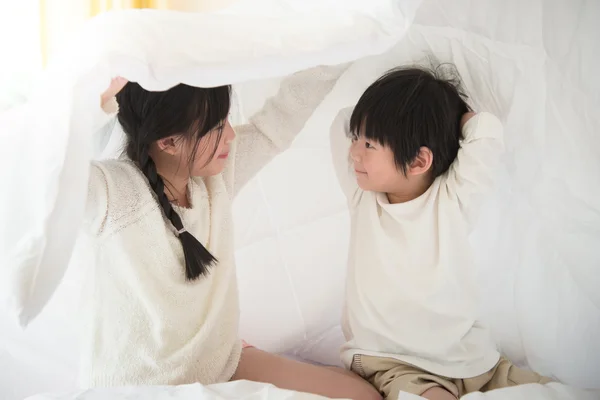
[23,381,330,400]
[19,381,600,400]
[1,0,599,399]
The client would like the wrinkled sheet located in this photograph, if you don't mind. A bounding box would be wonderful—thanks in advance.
[23,381,330,400]
[21,382,600,400]
[1,0,599,399]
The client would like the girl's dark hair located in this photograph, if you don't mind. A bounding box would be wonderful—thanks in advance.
[116,82,231,280]
[350,63,471,178]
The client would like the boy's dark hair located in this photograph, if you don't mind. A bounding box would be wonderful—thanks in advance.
[349,64,471,178]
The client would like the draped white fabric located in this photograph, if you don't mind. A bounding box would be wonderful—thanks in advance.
[1,0,598,399]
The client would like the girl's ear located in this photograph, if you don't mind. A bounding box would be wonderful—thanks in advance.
[156,136,179,156]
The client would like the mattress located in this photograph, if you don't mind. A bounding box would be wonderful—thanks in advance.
[1,0,599,399]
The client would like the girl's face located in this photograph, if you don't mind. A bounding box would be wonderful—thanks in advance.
[158,120,236,179]
[185,120,236,177]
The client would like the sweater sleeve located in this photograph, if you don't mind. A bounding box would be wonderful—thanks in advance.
[329,107,361,202]
[228,63,348,197]
[83,99,118,233]
[443,112,505,224]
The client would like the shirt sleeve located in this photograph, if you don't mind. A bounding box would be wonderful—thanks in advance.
[443,112,505,224]
[227,63,349,197]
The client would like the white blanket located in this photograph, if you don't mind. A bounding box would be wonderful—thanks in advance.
[0,0,420,327]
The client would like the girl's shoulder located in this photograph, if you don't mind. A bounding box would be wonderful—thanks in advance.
[91,158,146,192]
[89,159,159,230]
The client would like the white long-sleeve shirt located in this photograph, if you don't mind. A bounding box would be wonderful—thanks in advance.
[330,108,504,378]
[74,65,346,387]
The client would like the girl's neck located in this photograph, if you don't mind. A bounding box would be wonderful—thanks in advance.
[149,147,191,208]
[163,176,190,207]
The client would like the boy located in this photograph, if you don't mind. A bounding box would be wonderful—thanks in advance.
[330,66,551,399]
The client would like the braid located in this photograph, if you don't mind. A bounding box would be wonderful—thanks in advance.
[139,148,182,230]
[138,145,217,280]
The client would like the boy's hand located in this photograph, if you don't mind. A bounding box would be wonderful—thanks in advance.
[100,77,128,109]
[460,112,476,129]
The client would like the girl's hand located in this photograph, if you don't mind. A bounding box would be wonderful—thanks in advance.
[100,77,128,109]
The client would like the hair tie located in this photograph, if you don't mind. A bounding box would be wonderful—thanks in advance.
[176,227,187,236]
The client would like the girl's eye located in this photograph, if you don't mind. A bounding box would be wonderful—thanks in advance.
[365,142,373,149]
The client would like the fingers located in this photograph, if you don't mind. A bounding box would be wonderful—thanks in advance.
[108,76,128,96]
[101,76,128,108]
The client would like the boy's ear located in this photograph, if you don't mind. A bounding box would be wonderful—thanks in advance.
[407,146,433,176]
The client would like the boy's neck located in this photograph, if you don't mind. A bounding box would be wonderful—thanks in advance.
[386,176,433,205]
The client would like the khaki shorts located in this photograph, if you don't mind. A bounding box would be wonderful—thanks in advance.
[351,354,552,399]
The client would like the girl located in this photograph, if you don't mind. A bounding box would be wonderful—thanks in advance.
[76,65,380,400]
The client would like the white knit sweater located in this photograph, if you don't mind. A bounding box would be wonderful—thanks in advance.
[74,65,346,387]
[331,109,504,378]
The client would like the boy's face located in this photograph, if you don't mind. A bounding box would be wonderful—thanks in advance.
[349,135,408,193]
